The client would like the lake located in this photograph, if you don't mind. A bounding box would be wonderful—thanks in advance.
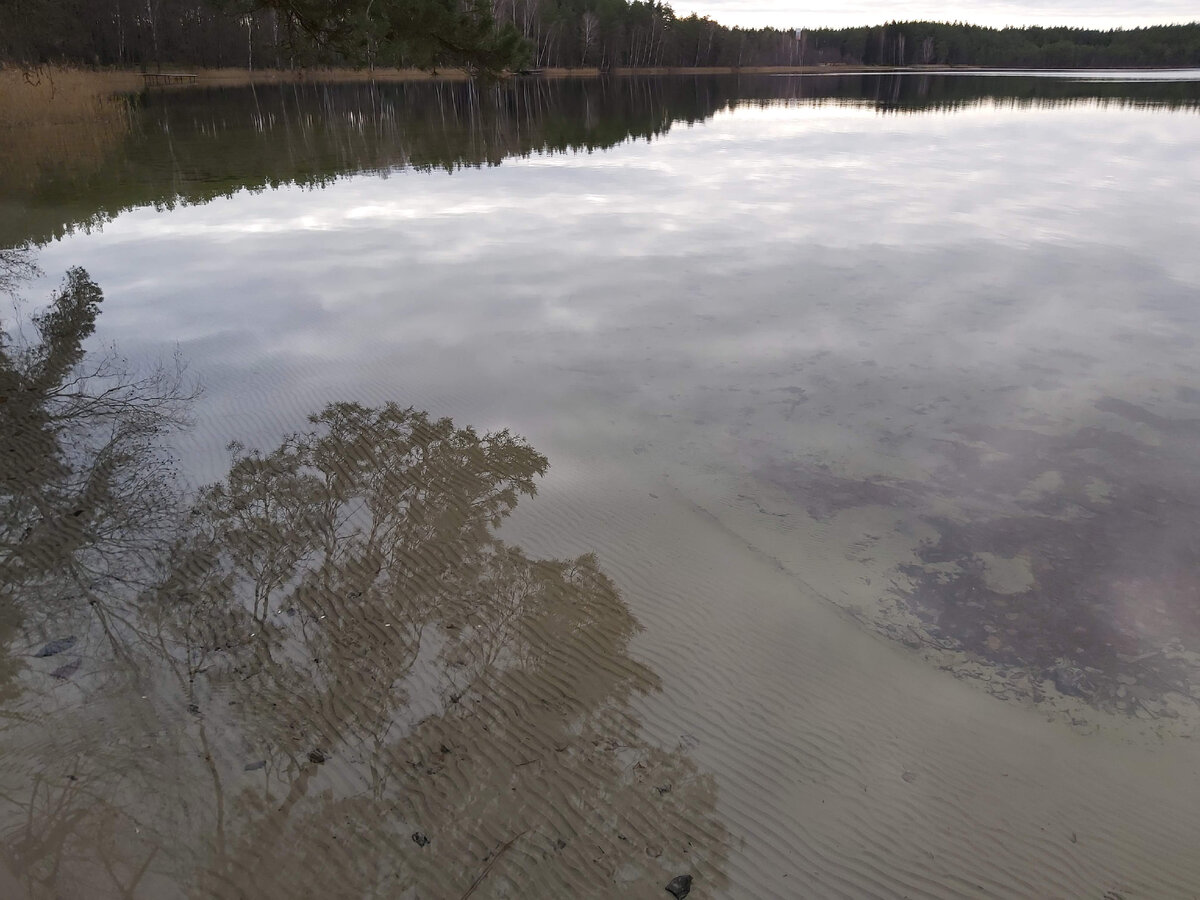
[3,71,1200,898]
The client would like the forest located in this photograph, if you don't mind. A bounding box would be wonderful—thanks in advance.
[1,0,1199,73]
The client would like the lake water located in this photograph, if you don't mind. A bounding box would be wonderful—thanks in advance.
[4,71,1200,898]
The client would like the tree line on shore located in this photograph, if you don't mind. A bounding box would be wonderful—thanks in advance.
[2,0,1198,73]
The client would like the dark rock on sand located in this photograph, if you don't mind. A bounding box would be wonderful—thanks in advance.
[665,874,693,898]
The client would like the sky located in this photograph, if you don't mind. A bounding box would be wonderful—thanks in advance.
[672,1,1200,30]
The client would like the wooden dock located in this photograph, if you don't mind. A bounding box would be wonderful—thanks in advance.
[142,72,198,87]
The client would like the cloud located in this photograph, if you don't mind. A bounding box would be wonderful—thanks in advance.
[673,0,1200,30]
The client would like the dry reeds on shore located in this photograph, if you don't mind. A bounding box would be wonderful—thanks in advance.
[0,66,141,124]
[0,66,140,194]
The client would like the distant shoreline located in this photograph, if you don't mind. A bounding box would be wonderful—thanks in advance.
[2,63,1197,120]
[5,63,1200,95]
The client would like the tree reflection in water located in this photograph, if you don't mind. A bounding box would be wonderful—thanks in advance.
[0,261,727,898]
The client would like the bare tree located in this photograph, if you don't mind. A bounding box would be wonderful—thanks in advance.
[0,248,40,298]
[580,11,598,65]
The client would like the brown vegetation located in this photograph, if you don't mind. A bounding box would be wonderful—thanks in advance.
[0,67,139,197]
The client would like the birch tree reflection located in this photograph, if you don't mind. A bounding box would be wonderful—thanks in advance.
[0,264,726,898]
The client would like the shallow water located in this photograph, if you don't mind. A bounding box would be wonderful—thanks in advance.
[3,72,1200,898]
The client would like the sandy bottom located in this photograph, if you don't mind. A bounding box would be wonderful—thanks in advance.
[494,440,1200,898]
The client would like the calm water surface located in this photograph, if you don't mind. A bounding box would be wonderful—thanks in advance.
[3,72,1200,898]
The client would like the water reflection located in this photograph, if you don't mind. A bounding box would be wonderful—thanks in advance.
[0,265,726,897]
[0,258,192,685]
[0,248,40,296]
[0,258,195,895]
[3,73,1198,251]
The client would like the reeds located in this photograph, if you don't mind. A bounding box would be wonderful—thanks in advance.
[0,66,140,196]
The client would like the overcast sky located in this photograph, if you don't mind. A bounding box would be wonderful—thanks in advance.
[673,1,1200,30]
